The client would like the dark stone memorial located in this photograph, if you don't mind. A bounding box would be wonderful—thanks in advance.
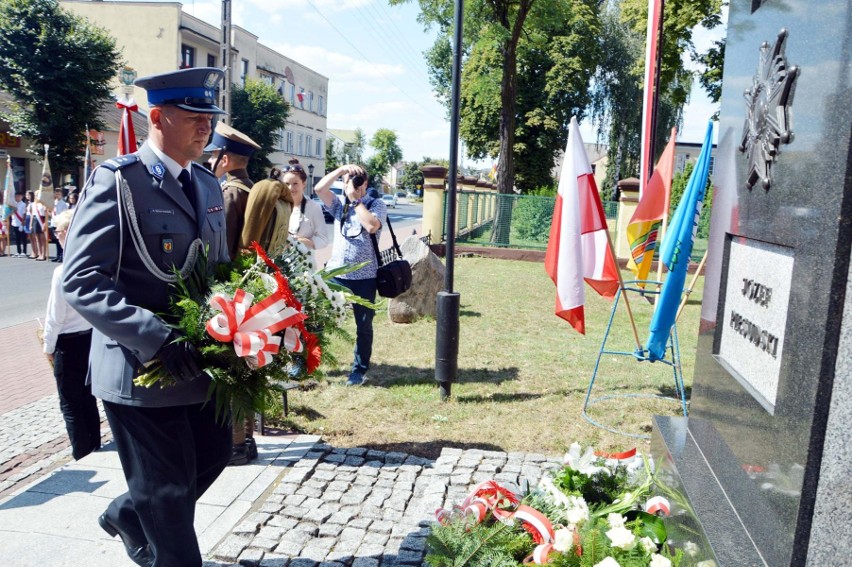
[652,0,852,565]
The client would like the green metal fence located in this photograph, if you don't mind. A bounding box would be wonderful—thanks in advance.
[443,192,704,262]
[446,192,619,251]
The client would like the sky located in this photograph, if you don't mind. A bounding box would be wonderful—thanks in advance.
[135,0,725,165]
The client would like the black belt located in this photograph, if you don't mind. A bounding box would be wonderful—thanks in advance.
[59,329,92,339]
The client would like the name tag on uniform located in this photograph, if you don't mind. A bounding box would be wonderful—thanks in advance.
[149,208,174,215]
[207,205,223,213]
[162,237,174,254]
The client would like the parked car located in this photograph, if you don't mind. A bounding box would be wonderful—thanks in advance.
[312,195,334,223]
[381,193,398,208]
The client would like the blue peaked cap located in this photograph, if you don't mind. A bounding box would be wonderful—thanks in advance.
[135,67,226,114]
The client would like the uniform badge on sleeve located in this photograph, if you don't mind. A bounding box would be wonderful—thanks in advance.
[150,163,166,179]
[162,237,174,254]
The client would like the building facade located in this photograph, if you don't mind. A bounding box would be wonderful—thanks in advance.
[61,0,328,181]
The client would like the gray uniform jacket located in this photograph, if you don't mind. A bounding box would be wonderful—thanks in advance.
[63,142,229,407]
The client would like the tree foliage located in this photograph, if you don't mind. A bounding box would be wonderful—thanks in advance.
[352,128,367,164]
[325,136,340,172]
[398,161,424,190]
[0,0,123,178]
[398,0,600,196]
[230,79,289,180]
[369,128,403,178]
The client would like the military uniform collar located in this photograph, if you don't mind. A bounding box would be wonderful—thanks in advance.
[147,140,191,181]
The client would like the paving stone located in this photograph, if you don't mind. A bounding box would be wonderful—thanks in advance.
[302,497,324,509]
[339,527,366,542]
[344,456,365,467]
[361,505,384,519]
[289,559,319,567]
[325,551,354,565]
[399,536,426,553]
[305,508,332,524]
[325,453,346,463]
[351,558,379,567]
[318,523,345,538]
[239,547,265,565]
[258,526,286,541]
[281,529,314,546]
[319,562,345,567]
[328,511,355,525]
[368,519,393,534]
[283,506,309,519]
[252,537,280,552]
[363,531,390,546]
[285,494,308,506]
[397,550,424,565]
[262,502,285,514]
[346,448,368,456]
[268,516,299,530]
[525,453,546,463]
[357,543,386,558]
[235,519,263,535]
[312,469,337,481]
[349,517,373,530]
[297,486,323,498]
[294,523,320,537]
[275,539,305,556]
[323,490,344,502]
[275,483,299,496]
[328,480,351,492]
[214,534,254,563]
[300,545,329,562]
[259,553,289,567]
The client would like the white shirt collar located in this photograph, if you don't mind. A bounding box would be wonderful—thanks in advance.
[147,140,191,181]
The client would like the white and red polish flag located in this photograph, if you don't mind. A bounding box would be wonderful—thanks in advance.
[544,117,620,334]
[116,99,138,156]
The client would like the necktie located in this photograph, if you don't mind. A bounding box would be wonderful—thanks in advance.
[178,169,196,210]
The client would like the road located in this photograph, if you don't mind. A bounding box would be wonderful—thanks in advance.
[0,202,424,329]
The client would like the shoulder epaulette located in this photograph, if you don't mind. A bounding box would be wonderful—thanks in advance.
[192,162,217,180]
[98,154,140,171]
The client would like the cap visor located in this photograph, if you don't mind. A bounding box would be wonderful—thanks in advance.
[175,103,227,115]
[204,142,222,152]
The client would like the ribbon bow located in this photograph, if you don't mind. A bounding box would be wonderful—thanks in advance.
[206,287,306,368]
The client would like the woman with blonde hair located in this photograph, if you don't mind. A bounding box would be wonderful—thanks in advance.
[240,171,294,256]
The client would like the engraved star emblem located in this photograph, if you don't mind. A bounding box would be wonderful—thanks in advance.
[739,29,800,191]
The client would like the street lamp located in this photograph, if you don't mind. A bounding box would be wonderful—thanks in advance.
[308,163,315,197]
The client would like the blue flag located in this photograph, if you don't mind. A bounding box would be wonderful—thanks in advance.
[645,120,714,360]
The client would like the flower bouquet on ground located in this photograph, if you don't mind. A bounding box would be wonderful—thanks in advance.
[134,237,361,423]
[426,444,694,567]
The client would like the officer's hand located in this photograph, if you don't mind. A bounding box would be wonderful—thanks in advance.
[156,332,202,383]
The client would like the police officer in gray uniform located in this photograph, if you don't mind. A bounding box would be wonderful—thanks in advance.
[63,68,232,567]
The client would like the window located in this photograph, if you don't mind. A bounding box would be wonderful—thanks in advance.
[708,156,716,176]
[316,138,322,157]
[240,59,249,86]
[285,131,293,153]
[306,135,313,157]
[297,133,304,156]
[289,83,295,105]
[318,95,324,115]
[207,54,216,67]
[308,91,314,113]
[276,128,287,151]
[298,89,305,109]
[675,153,687,173]
[260,74,273,85]
[181,45,195,69]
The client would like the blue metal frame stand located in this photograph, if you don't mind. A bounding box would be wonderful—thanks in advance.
[582,280,688,439]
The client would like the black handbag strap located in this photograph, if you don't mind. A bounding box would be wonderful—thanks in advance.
[370,213,402,267]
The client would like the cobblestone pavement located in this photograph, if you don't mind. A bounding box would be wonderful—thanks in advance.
[0,393,110,500]
[210,445,564,567]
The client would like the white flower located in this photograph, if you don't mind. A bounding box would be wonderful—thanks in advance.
[607,513,626,528]
[605,526,636,550]
[594,557,621,567]
[564,496,589,526]
[696,561,717,567]
[639,536,657,554]
[683,541,700,557]
[553,527,573,552]
[649,554,671,567]
[563,443,610,476]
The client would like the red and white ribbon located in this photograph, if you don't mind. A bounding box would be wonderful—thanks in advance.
[644,496,671,516]
[206,287,306,368]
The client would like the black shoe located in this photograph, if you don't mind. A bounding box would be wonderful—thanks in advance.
[227,443,250,466]
[98,512,154,567]
[245,437,258,460]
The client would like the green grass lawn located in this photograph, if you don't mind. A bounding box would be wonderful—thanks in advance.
[270,256,704,459]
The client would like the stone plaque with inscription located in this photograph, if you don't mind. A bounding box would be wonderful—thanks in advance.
[651,0,852,565]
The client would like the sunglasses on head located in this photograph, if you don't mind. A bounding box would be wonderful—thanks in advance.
[282,165,304,172]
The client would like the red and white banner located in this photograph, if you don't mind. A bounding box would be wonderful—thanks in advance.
[116,99,138,156]
[640,0,664,196]
[545,117,620,334]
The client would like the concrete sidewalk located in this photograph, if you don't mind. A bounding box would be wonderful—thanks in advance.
[0,433,319,567]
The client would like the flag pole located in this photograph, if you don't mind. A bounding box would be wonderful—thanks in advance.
[654,211,669,285]
[675,249,708,323]
[605,229,642,351]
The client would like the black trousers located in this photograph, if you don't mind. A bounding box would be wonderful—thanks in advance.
[103,398,232,567]
[13,228,27,254]
[53,330,101,460]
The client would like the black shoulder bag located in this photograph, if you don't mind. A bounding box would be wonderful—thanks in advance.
[370,214,412,298]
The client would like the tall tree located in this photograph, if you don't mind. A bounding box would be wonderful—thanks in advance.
[352,128,367,164]
[396,0,600,243]
[230,79,289,181]
[0,0,122,178]
[369,128,403,179]
[325,137,340,173]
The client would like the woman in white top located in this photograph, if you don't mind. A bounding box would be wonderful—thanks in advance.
[282,160,329,270]
[43,209,101,459]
